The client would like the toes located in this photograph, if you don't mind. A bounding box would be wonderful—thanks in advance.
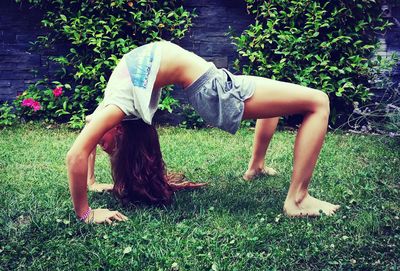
[325,210,335,216]
[243,167,277,180]
[242,173,253,181]
[329,205,340,213]
[263,167,278,176]
[325,205,340,216]
[243,170,258,181]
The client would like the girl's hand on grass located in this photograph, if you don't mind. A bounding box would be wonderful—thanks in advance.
[88,183,114,192]
[86,208,128,224]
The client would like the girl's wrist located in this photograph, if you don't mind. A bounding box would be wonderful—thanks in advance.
[78,207,92,222]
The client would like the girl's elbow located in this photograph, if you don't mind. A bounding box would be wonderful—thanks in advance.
[66,149,84,168]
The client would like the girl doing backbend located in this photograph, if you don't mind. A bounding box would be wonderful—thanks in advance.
[66,41,340,224]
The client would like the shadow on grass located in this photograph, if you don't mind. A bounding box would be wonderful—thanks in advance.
[91,174,286,224]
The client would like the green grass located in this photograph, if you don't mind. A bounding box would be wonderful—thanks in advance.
[0,124,399,270]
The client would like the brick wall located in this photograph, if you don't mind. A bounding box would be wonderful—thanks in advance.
[0,0,68,102]
[161,0,254,123]
[0,0,43,101]
[377,6,400,82]
[178,0,252,69]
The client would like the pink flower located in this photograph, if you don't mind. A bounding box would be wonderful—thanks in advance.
[21,98,35,107]
[53,86,63,97]
[21,98,41,111]
[32,101,41,111]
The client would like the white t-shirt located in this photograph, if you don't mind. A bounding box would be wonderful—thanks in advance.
[100,42,162,124]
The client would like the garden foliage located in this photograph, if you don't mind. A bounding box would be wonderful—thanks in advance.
[0,102,16,127]
[231,0,397,123]
[8,0,195,128]
[346,66,400,138]
[1,0,398,130]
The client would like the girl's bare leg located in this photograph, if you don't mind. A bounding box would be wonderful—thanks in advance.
[243,117,279,180]
[243,77,340,217]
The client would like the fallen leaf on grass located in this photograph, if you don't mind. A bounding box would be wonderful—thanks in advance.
[123,246,132,254]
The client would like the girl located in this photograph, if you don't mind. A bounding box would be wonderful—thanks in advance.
[67,41,340,224]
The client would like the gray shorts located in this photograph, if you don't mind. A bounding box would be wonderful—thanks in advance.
[185,64,256,134]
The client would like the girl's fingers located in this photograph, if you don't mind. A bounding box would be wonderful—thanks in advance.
[117,212,129,221]
[105,218,113,224]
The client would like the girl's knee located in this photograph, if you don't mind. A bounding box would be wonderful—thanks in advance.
[317,92,330,117]
[310,91,330,117]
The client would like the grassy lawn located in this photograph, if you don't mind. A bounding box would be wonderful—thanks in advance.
[0,124,399,270]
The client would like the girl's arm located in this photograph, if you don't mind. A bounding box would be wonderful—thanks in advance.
[85,114,114,192]
[86,147,114,192]
[66,105,127,223]
[85,114,97,188]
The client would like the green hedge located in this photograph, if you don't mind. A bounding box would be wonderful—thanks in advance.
[9,0,195,128]
[231,0,397,124]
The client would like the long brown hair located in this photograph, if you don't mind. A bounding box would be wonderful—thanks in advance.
[110,119,173,205]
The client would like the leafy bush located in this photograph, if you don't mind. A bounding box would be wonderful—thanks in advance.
[13,83,67,120]
[158,86,180,113]
[12,0,195,128]
[231,0,397,124]
[0,102,16,127]
[179,104,206,129]
[0,81,86,128]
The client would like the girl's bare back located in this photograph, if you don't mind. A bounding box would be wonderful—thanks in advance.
[154,41,211,89]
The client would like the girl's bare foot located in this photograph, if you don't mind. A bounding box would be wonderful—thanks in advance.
[88,183,114,192]
[243,166,278,181]
[284,194,340,217]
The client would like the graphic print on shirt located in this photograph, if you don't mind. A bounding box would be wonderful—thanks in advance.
[125,44,155,89]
